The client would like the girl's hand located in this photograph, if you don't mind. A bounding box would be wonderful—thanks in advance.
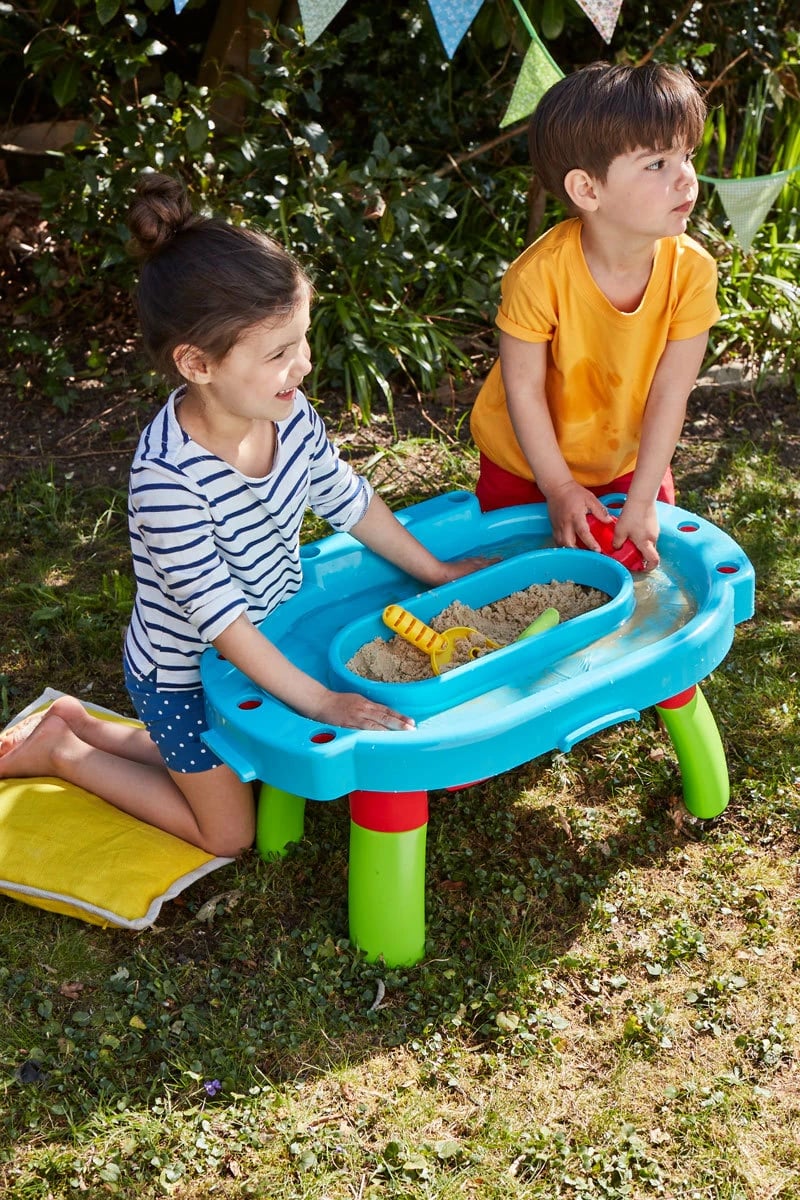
[431,555,498,585]
[546,481,612,550]
[313,690,415,732]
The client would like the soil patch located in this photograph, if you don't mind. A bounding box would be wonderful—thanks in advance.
[1,339,798,501]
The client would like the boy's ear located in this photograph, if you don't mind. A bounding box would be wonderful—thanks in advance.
[173,344,212,384]
[564,168,600,213]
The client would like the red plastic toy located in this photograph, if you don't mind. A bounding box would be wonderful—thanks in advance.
[579,513,646,572]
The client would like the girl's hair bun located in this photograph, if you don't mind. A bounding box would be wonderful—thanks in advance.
[129,170,309,381]
[126,171,198,260]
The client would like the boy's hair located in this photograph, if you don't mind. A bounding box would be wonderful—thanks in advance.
[528,62,707,208]
[127,172,309,383]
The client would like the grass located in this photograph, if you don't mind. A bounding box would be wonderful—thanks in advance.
[0,408,799,1199]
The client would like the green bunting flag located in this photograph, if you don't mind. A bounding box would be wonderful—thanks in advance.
[699,167,799,254]
[499,32,564,128]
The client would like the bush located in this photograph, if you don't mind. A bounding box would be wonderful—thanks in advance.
[3,0,799,411]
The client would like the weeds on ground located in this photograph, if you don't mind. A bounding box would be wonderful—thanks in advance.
[0,420,799,1198]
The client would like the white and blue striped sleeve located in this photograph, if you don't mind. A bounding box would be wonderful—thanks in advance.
[129,463,248,643]
[302,401,373,530]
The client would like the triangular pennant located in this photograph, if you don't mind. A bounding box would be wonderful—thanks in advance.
[173,0,190,12]
[297,0,350,44]
[700,169,797,254]
[500,32,564,128]
[427,0,485,58]
[574,0,623,43]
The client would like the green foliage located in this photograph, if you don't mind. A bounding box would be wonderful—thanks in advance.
[6,2,798,415]
[511,1122,666,1194]
[707,223,800,384]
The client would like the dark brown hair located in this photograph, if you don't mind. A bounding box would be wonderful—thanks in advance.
[528,62,707,209]
[127,172,310,382]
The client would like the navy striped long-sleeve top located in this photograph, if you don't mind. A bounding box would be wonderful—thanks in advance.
[124,387,373,688]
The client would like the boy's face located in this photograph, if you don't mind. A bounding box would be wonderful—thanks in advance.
[591,144,698,238]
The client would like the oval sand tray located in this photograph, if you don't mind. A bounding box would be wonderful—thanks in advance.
[328,549,635,718]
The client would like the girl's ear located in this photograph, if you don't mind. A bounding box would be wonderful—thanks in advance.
[173,344,212,384]
[564,168,600,213]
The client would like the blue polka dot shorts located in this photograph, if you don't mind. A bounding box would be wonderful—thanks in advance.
[123,657,224,774]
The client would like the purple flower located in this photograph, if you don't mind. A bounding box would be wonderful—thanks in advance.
[203,1079,222,1097]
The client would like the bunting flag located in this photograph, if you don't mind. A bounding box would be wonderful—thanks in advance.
[699,167,800,254]
[168,2,796,254]
[428,0,485,58]
[500,29,564,128]
[296,0,349,45]
[575,0,624,43]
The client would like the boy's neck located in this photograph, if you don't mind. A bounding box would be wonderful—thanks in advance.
[579,221,659,314]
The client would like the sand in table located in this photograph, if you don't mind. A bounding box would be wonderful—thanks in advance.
[347,580,608,683]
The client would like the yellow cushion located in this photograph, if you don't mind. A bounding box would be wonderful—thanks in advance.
[0,694,233,929]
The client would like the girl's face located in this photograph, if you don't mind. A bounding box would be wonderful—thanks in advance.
[197,289,313,422]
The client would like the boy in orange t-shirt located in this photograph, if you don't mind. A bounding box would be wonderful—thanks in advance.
[470,62,720,570]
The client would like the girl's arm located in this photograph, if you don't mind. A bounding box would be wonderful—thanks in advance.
[349,492,493,585]
[211,493,493,731]
[213,613,415,730]
[501,333,610,548]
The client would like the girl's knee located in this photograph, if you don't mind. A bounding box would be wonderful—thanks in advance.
[204,818,256,858]
[49,695,92,731]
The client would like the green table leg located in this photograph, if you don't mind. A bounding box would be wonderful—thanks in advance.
[348,790,428,966]
[656,685,729,819]
[256,783,306,858]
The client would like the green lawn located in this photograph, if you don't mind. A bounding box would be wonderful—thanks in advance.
[1,394,799,1199]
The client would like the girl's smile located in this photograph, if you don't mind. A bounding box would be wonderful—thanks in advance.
[177,287,313,427]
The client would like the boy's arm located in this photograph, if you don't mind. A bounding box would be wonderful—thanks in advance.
[501,332,610,549]
[617,330,709,566]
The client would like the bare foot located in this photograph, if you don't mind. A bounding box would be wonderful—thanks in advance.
[0,709,49,759]
[0,711,71,779]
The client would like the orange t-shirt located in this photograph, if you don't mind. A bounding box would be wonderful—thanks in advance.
[470,218,720,486]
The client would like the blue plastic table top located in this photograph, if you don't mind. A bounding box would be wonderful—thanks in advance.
[200,492,755,800]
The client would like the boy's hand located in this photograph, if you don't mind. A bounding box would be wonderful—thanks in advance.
[546,481,612,551]
[313,690,416,732]
[614,498,660,570]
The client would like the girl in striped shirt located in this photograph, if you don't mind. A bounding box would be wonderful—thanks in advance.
[0,174,489,855]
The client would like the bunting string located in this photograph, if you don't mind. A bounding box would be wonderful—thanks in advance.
[283,0,627,58]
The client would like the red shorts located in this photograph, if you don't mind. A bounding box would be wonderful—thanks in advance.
[475,454,675,512]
